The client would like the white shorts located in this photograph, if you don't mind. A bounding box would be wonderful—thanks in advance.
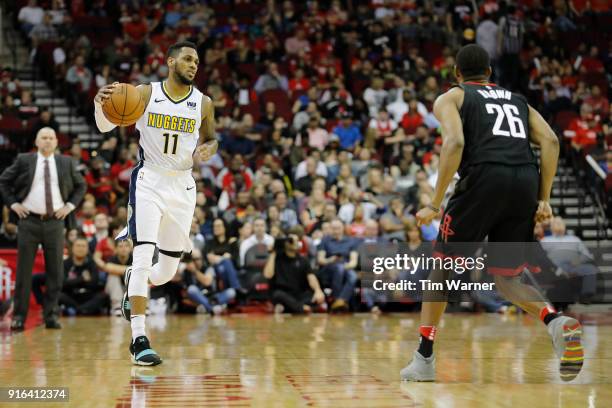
[117,161,196,253]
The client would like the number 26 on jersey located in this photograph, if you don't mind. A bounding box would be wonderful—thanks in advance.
[485,103,526,139]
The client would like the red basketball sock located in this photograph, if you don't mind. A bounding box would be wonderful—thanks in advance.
[417,326,436,358]
[540,305,559,325]
[419,325,437,341]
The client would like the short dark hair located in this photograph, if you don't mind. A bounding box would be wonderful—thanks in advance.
[456,44,490,79]
[167,41,198,59]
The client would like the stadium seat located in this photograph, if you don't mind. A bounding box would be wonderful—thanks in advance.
[581,73,608,97]
[421,42,444,64]
[290,89,307,103]
[237,63,259,83]
[240,103,261,122]
[0,115,23,132]
[350,78,369,97]
[241,243,270,300]
[244,244,270,271]
[213,63,232,80]
[57,132,71,150]
[261,90,292,122]
[194,69,208,90]
[73,16,114,48]
[554,110,578,133]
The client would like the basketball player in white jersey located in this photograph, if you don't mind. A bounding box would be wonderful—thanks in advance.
[93,41,217,365]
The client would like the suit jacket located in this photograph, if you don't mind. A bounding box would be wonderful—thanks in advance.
[0,152,87,229]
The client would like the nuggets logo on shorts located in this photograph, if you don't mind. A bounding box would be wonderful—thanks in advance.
[147,112,196,133]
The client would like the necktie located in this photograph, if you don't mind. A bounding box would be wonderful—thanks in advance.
[44,159,53,217]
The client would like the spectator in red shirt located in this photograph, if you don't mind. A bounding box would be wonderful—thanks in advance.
[401,98,425,135]
[84,157,113,206]
[584,85,609,117]
[288,68,310,96]
[0,69,22,99]
[110,148,134,196]
[77,200,97,239]
[146,43,166,76]
[217,154,254,191]
[150,26,177,54]
[90,213,113,260]
[17,89,39,121]
[571,0,610,14]
[175,16,194,37]
[311,31,333,61]
[564,103,603,150]
[578,45,604,73]
[346,204,367,238]
[123,14,148,44]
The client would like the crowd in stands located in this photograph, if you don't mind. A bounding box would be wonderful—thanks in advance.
[0,0,609,316]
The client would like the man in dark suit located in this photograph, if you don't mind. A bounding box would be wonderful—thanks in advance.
[0,127,86,331]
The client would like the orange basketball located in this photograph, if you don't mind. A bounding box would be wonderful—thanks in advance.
[102,83,145,126]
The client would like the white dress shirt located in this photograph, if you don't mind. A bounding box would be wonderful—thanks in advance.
[22,153,65,214]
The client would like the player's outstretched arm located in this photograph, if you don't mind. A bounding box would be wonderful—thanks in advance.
[93,82,119,133]
[195,95,218,162]
[93,83,151,132]
[528,105,559,222]
[416,88,465,226]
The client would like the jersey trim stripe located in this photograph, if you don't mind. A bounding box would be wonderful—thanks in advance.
[463,81,498,86]
[116,161,145,242]
[161,81,193,104]
[138,144,145,161]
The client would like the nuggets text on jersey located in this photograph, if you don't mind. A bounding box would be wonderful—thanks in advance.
[146,112,197,133]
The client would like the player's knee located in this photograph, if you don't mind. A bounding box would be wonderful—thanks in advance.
[346,270,358,285]
[186,285,200,297]
[132,243,156,269]
[219,258,236,271]
[225,288,236,300]
[149,251,181,286]
[128,244,155,297]
[130,244,156,297]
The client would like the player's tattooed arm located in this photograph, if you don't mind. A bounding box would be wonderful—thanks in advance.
[196,94,218,162]
[417,87,465,226]
[136,84,152,109]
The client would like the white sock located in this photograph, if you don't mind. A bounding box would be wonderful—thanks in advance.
[131,315,146,341]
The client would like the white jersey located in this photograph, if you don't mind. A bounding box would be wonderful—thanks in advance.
[135,81,203,171]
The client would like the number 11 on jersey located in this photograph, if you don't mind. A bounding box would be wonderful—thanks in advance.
[163,133,178,154]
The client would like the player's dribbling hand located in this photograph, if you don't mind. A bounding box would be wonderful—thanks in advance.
[534,200,553,223]
[196,140,218,162]
[94,82,119,106]
[416,206,437,226]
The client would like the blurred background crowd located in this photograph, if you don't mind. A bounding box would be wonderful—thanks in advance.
[0,0,610,317]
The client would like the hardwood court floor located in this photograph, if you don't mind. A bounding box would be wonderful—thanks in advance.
[1,312,611,407]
